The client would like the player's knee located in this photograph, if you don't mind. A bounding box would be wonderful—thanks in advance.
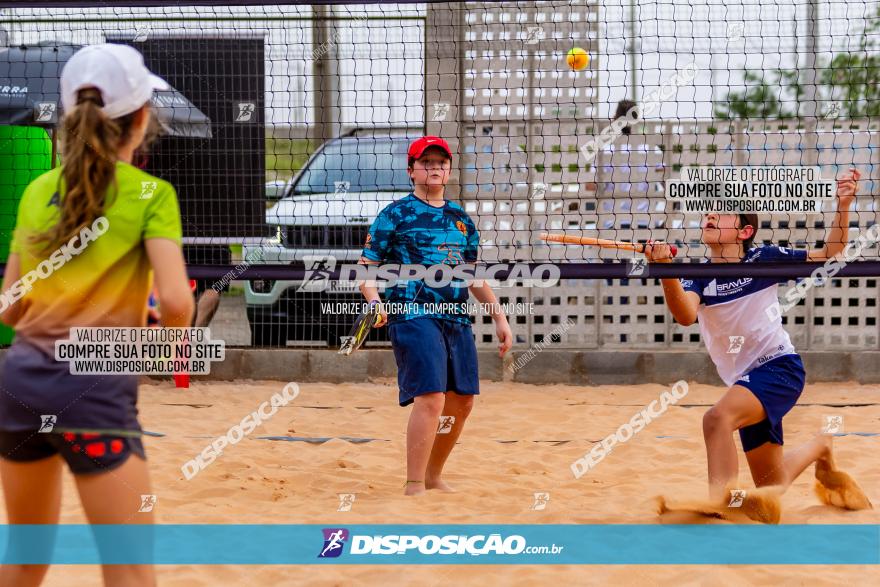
[416,393,445,417]
[449,393,475,416]
[702,407,732,435]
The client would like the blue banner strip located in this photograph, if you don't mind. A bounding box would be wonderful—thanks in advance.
[0,525,877,565]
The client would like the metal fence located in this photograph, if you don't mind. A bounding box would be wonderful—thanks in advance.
[424,2,879,351]
[2,1,878,350]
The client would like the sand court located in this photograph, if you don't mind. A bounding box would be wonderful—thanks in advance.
[3,378,876,585]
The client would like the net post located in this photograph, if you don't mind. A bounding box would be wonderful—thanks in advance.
[312,3,341,145]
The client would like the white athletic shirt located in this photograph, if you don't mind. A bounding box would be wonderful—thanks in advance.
[680,245,808,386]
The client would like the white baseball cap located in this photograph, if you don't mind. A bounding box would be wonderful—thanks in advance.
[60,43,169,119]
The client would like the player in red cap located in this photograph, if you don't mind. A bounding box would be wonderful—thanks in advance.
[358,136,512,495]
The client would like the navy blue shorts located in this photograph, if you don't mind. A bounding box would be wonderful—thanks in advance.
[734,354,806,452]
[389,317,479,407]
[0,339,141,432]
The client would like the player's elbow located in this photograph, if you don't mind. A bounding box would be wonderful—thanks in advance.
[672,309,697,327]
[0,307,17,327]
[667,292,699,326]
[158,293,195,325]
[0,301,13,326]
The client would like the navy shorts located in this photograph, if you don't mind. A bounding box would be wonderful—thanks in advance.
[734,354,806,452]
[389,317,479,407]
[0,339,145,473]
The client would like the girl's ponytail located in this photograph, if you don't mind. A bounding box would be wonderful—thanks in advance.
[32,87,138,253]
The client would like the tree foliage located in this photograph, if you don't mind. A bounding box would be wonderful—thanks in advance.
[715,8,879,119]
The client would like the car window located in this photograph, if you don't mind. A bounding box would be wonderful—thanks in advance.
[292,138,412,195]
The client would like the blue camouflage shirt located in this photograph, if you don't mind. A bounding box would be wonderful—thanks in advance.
[361,193,479,324]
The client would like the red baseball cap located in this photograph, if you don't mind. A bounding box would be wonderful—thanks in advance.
[408,136,452,161]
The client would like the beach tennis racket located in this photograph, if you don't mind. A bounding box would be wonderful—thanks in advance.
[338,302,383,356]
[540,233,678,257]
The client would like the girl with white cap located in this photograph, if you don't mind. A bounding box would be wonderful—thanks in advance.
[0,44,193,586]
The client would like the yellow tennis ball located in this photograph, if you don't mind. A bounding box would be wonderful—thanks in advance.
[566,47,590,71]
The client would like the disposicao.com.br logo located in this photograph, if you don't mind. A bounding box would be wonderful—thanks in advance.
[318,528,563,558]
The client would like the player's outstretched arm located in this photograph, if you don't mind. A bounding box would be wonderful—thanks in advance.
[644,241,700,327]
[809,168,859,261]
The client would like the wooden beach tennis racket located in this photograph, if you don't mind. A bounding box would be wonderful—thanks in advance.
[338,302,383,356]
[540,233,678,257]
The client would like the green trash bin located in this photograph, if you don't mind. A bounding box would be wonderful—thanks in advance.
[0,126,54,345]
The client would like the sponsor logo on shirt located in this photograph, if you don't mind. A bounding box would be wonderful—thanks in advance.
[703,278,753,297]
[757,344,788,365]
[746,245,789,263]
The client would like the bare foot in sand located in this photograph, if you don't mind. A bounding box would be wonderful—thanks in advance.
[814,436,873,510]
[656,485,783,524]
[735,485,783,524]
[404,481,426,496]
[425,477,455,492]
